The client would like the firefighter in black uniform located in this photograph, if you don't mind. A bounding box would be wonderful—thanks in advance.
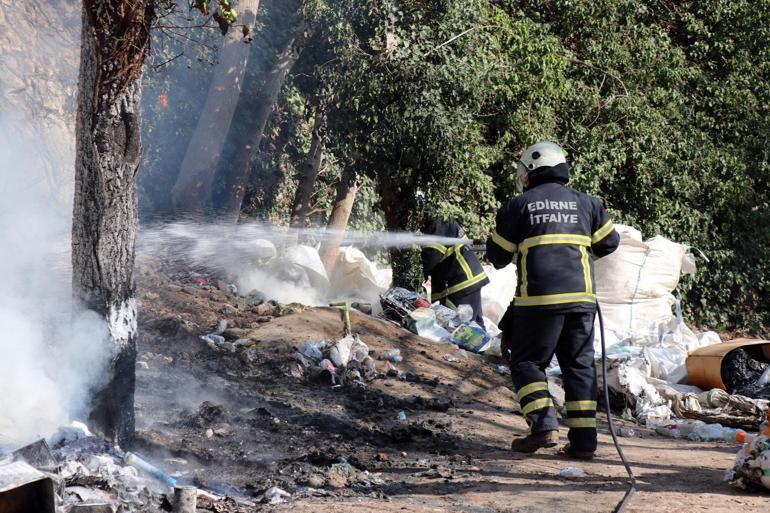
[487,141,620,459]
[421,218,489,327]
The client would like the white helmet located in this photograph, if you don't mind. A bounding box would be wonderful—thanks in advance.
[516,141,567,191]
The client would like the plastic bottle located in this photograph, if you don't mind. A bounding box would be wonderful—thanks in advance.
[380,349,403,363]
[689,423,747,443]
[654,419,704,439]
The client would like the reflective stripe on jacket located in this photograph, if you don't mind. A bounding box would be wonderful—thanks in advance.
[486,163,620,313]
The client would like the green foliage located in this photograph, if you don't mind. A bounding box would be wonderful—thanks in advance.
[142,0,770,332]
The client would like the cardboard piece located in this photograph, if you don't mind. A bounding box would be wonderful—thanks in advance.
[685,338,770,390]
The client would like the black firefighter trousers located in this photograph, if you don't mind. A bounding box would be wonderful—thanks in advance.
[505,311,598,452]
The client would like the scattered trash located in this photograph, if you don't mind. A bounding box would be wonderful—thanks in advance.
[213,319,227,335]
[616,427,636,438]
[559,466,585,479]
[414,297,431,309]
[443,354,459,362]
[12,439,57,472]
[496,365,511,376]
[299,342,324,360]
[380,349,403,364]
[728,415,770,491]
[451,323,491,353]
[407,308,454,343]
[456,304,473,323]
[124,452,177,487]
[653,419,706,439]
[380,287,423,322]
[263,486,291,504]
[172,486,197,513]
[0,461,56,513]
[319,359,336,374]
[688,424,747,443]
[398,411,407,421]
[722,347,770,400]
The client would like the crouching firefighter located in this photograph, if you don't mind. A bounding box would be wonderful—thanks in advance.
[486,142,620,459]
[421,218,489,327]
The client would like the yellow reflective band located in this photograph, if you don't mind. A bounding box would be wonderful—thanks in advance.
[516,381,548,400]
[431,290,446,301]
[565,400,597,411]
[520,233,591,250]
[520,247,529,297]
[454,246,474,279]
[515,292,596,307]
[566,417,597,429]
[580,246,592,295]
[425,243,448,254]
[445,298,456,308]
[522,397,554,416]
[444,271,487,296]
[592,220,615,244]
[491,230,517,253]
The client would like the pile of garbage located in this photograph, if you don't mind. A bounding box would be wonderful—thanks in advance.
[293,334,377,385]
[379,287,499,354]
[723,347,770,400]
[0,422,210,512]
[728,417,770,491]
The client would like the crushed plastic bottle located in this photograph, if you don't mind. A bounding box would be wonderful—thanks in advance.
[380,349,403,363]
[456,304,474,323]
[616,427,636,438]
[298,342,323,360]
[319,359,336,373]
[398,411,407,421]
[653,419,705,439]
[689,423,747,443]
[559,466,585,479]
[758,366,770,386]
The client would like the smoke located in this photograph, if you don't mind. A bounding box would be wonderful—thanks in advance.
[0,114,113,448]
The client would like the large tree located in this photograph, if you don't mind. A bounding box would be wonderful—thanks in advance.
[72,0,154,445]
[73,0,238,445]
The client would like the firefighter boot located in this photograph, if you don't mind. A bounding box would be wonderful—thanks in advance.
[510,430,559,453]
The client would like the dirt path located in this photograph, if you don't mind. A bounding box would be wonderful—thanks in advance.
[133,268,768,512]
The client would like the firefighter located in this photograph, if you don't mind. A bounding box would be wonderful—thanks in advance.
[486,141,620,459]
[421,218,489,327]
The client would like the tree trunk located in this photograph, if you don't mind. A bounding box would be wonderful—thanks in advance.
[171,0,260,216]
[290,114,324,228]
[379,176,422,290]
[72,0,152,446]
[213,28,303,220]
[319,168,359,273]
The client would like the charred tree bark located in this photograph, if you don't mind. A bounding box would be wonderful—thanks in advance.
[213,28,304,220]
[72,0,153,446]
[171,0,260,216]
[379,176,422,290]
[290,114,325,229]
[319,168,359,273]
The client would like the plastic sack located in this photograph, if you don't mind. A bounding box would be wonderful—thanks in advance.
[329,246,393,301]
[480,263,517,324]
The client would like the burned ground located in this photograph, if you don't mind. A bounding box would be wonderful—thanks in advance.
[132,264,768,512]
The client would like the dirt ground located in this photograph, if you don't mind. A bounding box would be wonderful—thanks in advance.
[132,264,769,512]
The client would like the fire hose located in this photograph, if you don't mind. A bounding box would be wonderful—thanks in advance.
[598,302,636,512]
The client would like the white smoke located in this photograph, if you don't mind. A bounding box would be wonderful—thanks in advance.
[0,112,112,448]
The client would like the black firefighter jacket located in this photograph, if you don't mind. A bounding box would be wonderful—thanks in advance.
[487,163,620,313]
[421,219,490,304]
